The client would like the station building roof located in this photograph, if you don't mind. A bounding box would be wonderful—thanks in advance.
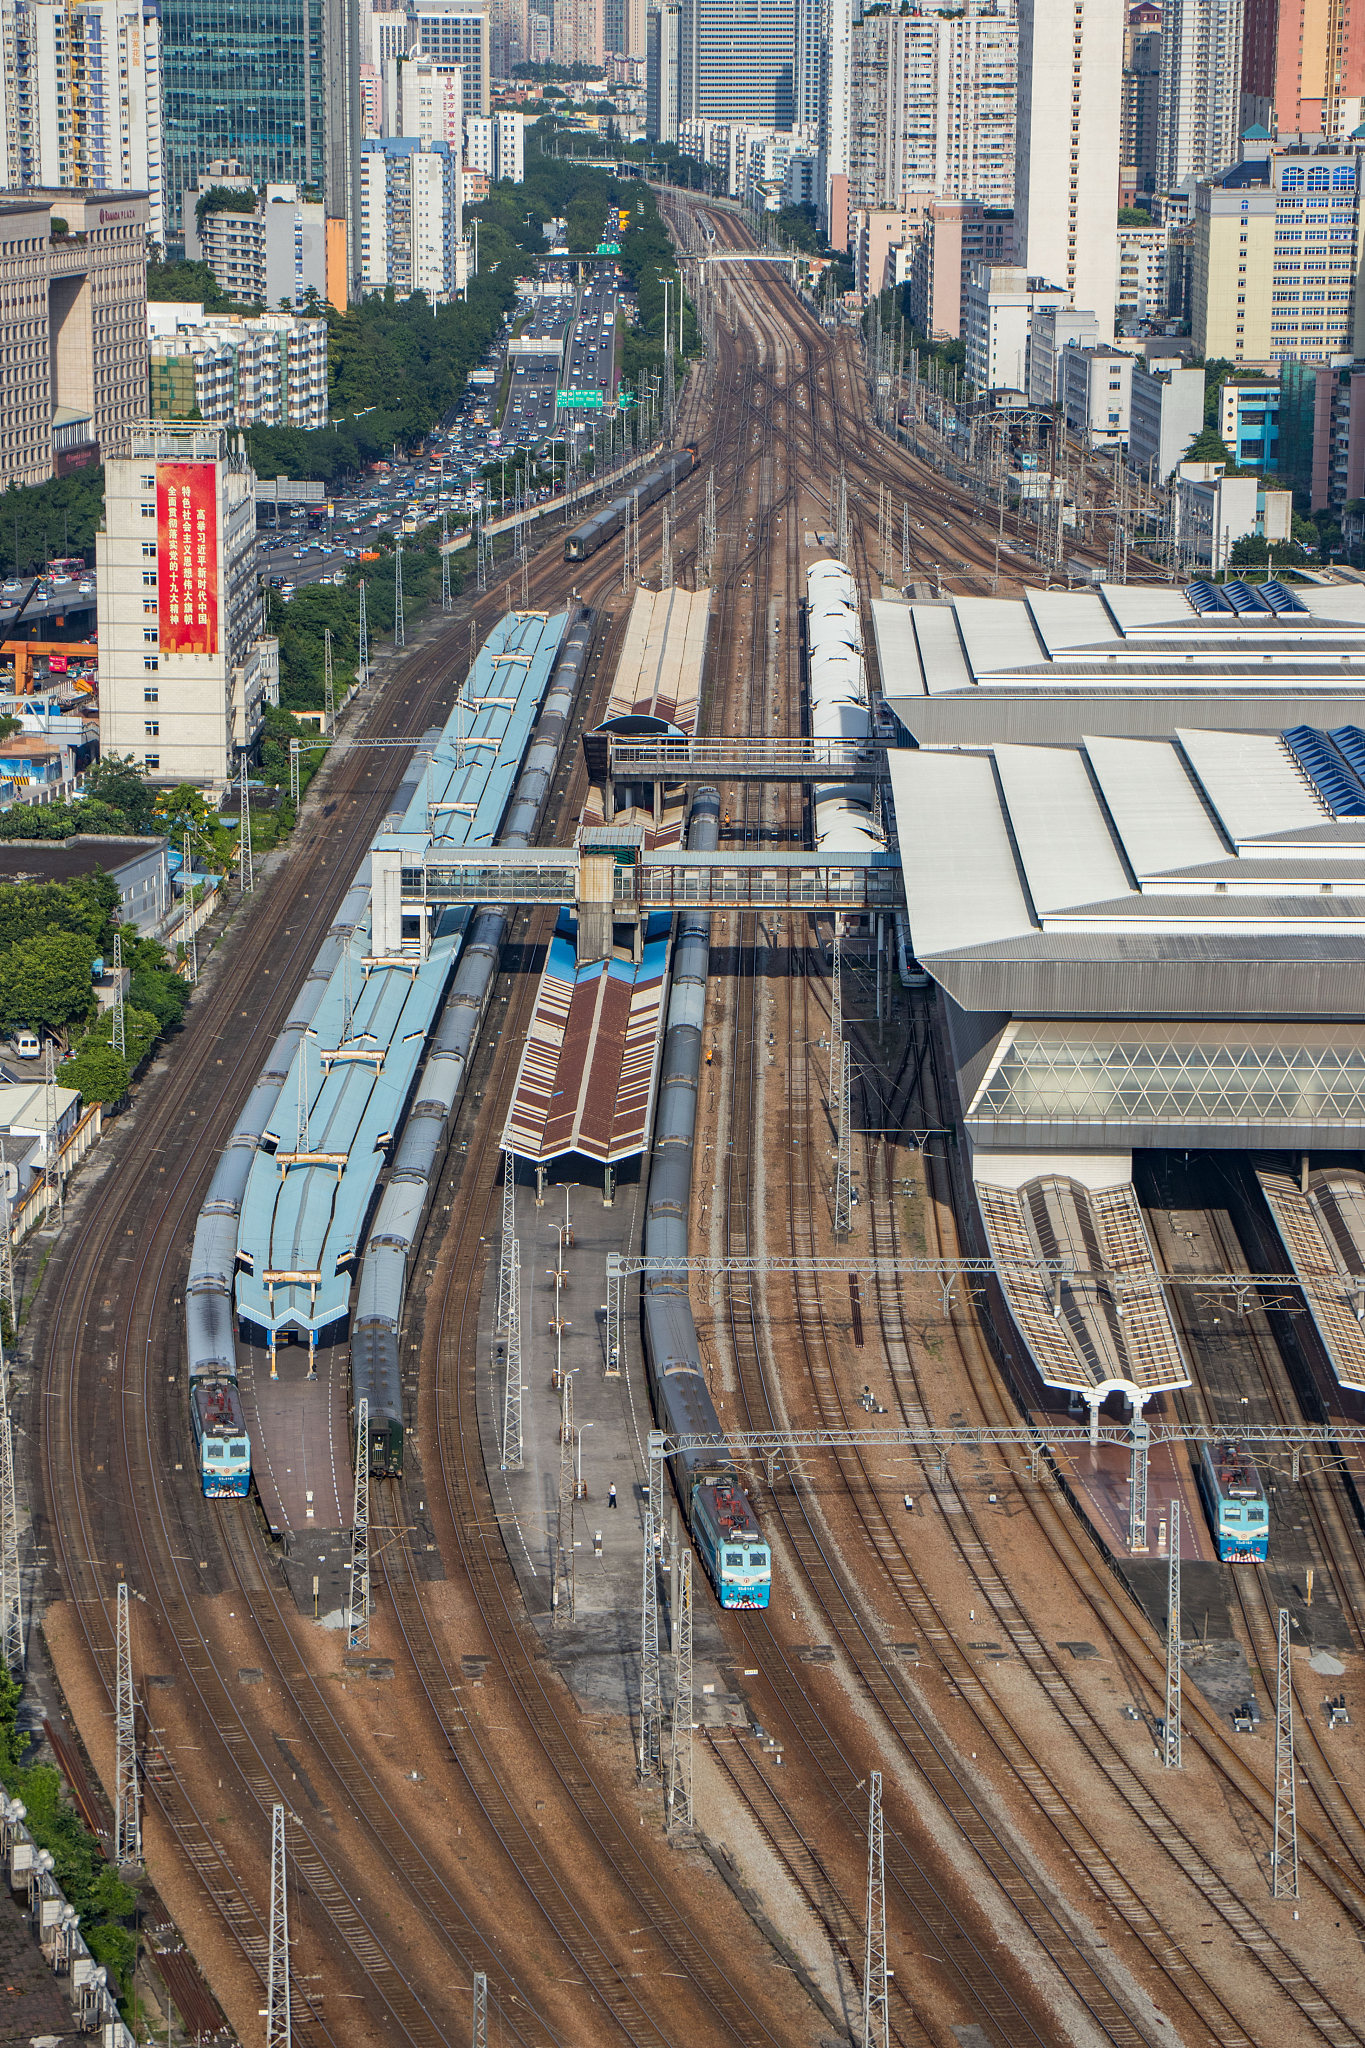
[871,579,1365,745]
[888,728,1365,1152]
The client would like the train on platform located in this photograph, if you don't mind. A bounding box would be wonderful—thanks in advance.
[639,787,772,1610]
[1198,1440,1270,1562]
[564,447,696,562]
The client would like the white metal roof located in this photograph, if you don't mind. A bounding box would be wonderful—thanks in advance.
[868,599,925,698]
[1175,726,1328,846]
[1082,733,1228,877]
[992,744,1132,913]
[911,604,972,695]
[955,596,1045,679]
[1023,588,1119,654]
[887,750,1032,952]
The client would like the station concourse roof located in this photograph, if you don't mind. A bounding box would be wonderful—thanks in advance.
[872,579,1365,744]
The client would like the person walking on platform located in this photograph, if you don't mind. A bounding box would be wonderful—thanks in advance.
[608,1483,618,1509]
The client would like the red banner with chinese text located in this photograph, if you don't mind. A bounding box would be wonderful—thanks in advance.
[156,462,218,654]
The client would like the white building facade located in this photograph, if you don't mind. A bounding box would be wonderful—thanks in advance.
[463,108,526,181]
[1014,0,1121,340]
[97,424,277,790]
[963,262,1070,394]
[1156,0,1243,197]
[849,4,1017,218]
[359,136,462,299]
[147,304,329,429]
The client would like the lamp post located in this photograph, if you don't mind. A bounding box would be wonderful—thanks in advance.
[576,1421,594,1498]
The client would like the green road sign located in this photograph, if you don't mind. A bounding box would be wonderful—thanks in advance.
[556,389,605,408]
[595,242,621,254]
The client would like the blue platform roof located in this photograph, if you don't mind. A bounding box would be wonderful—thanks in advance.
[234,608,570,1339]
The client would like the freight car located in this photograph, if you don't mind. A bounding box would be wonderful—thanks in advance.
[1198,1440,1269,1562]
[348,610,596,1475]
[564,448,696,562]
[640,787,771,1609]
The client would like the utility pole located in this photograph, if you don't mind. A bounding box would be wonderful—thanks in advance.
[862,1770,889,2048]
[441,510,453,613]
[110,927,126,1060]
[323,627,335,732]
[554,1370,575,1622]
[348,1396,370,1653]
[0,1329,23,1673]
[43,1042,63,1220]
[114,1582,140,1863]
[661,505,673,589]
[239,762,254,895]
[1128,1419,1149,1553]
[394,536,405,650]
[501,1233,523,1470]
[496,1149,515,1339]
[666,1548,693,1831]
[357,579,370,686]
[288,738,300,811]
[639,1505,661,1778]
[901,502,910,585]
[834,1039,853,1235]
[838,468,849,564]
[266,1804,291,2048]
[1272,1607,1299,1899]
[0,1143,17,1341]
[472,1972,488,2048]
[1163,1497,1182,1768]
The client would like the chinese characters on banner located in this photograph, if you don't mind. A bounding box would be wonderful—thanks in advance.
[156,463,218,654]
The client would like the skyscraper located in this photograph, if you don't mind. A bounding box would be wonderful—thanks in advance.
[1157,0,1243,193]
[1242,0,1365,138]
[678,0,795,128]
[646,0,680,141]
[848,6,1017,216]
[1014,0,1122,337]
[1121,1,1162,203]
[161,0,361,296]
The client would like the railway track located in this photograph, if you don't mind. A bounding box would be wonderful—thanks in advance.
[30,462,744,2046]
[659,214,1365,2046]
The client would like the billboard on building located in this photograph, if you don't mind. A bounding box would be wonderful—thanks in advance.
[157,463,218,655]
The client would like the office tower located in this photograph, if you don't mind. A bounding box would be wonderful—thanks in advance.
[162,0,361,272]
[1157,0,1243,193]
[794,0,821,129]
[849,5,1017,216]
[1122,0,1162,203]
[1015,0,1123,339]
[7,0,166,248]
[647,1,681,141]
[1242,0,1365,137]
[1192,137,1363,365]
[0,188,148,487]
[414,3,490,113]
[97,423,274,790]
[678,0,795,128]
[359,137,462,299]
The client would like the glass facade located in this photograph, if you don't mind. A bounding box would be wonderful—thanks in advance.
[972,1025,1365,1131]
[162,0,325,234]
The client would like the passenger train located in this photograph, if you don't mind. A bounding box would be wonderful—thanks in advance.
[1198,1440,1270,1562]
[564,448,696,562]
[640,789,772,1610]
[191,1379,251,1497]
[804,559,886,860]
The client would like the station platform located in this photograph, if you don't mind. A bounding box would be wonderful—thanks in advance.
[238,1331,350,1535]
[1257,1161,1365,1392]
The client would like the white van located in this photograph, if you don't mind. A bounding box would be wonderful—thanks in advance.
[15,1031,40,1059]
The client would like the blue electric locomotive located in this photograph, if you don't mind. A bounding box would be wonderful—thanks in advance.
[692,1478,771,1609]
[191,1380,251,1498]
[1199,1440,1269,1562]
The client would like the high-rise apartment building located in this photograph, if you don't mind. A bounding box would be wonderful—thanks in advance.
[490,0,526,73]
[849,5,1017,217]
[359,136,462,299]
[3,0,166,248]
[793,0,822,128]
[1014,0,1123,339]
[1157,0,1243,194]
[384,53,465,147]
[1121,0,1162,202]
[413,3,490,114]
[0,188,148,488]
[184,166,330,308]
[147,305,329,429]
[465,110,527,180]
[161,0,362,286]
[1242,0,1365,137]
[97,423,275,789]
[647,2,681,141]
[1192,138,1365,364]
[678,0,796,128]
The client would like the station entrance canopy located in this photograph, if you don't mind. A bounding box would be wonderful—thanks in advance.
[371,835,901,961]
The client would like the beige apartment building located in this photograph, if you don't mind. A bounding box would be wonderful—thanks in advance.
[0,188,148,489]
